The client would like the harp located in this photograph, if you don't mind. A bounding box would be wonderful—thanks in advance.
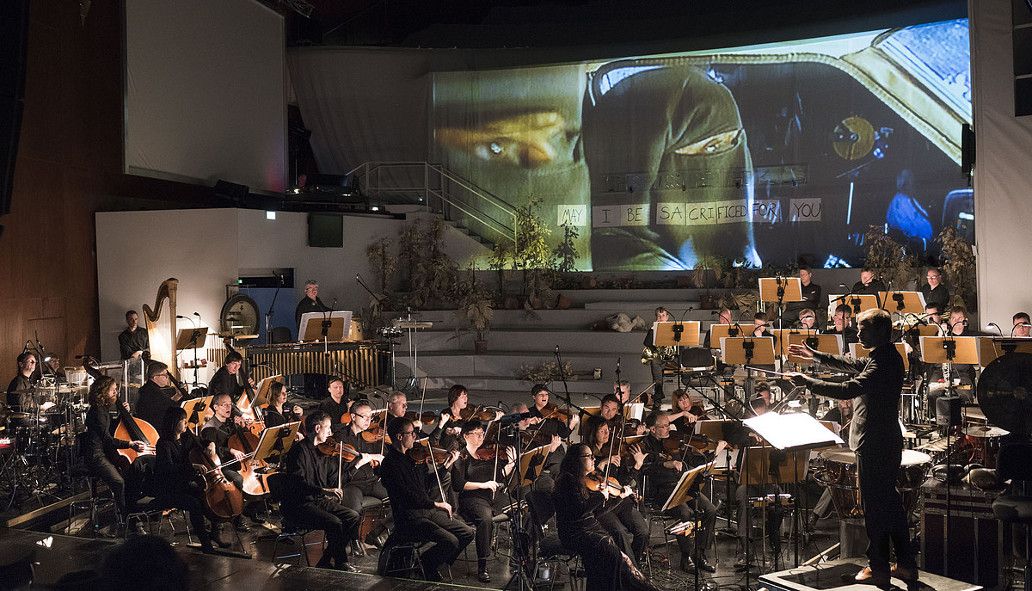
[143,278,180,380]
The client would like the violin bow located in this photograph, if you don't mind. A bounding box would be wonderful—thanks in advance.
[338,440,343,490]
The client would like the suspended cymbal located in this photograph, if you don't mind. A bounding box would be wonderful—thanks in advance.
[962,425,1010,438]
[976,352,1032,438]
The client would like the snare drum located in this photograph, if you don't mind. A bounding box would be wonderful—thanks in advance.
[814,448,931,518]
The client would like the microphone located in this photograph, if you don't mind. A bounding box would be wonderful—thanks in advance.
[988,322,1004,336]
[193,312,201,318]
[176,315,187,319]
[555,345,560,354]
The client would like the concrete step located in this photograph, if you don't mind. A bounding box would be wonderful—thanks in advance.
[383,308,724,330]
[394,350,652,387]
[410,327,710,354]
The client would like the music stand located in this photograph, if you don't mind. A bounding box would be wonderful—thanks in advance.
[654,321,701,348]
[849,342,911,372]
[758,277,804,303]
[578,405,601,436]
[624,402,645,423]
[979,336,1032,366]
[788,333,843,363]
[878,291,926,315]
[662,461,714,511]
[771,329,817,357]
[743,412,843,453]
[299,311,351,343]
[254,375,285,407]
[255,421,300,465]
[720,337,776,366]
[176,327,208,387]
[515,444,551,488]
[919,336,981,366]
[182,396,213,430]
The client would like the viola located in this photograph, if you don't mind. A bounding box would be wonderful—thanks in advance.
[408,445,451,466]
[185,429,244,521]
[474,444,503,461]
[584,471,624,497]
[459,405,499,422]
[404,410,439,425]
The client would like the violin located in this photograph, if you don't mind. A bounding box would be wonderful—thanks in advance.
[408,445,451,466]
[361,424,386,444]
[459,405,500,422]
[316,437,361,461]
[404,410,440,425]
[537,403,573,424]
[584,471,625,497]
[473,444,503,461]
[185,429,244,520]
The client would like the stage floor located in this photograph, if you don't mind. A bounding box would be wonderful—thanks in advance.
[759,557,984,591]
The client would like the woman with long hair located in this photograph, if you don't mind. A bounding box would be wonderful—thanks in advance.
[552,443,660,591]
[83,376,147,530]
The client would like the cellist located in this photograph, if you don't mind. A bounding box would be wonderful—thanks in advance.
[281,410,361,572]
[83,376,149,535]
[200,392,261,531]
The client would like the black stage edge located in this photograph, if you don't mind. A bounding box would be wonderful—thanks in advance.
[0,527,494,590]
[759,557,983,591]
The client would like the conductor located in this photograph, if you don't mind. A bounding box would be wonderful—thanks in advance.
[786,308,918,588]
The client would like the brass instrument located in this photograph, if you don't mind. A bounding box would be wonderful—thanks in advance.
[143,278,179,380]
[641,345,677,365]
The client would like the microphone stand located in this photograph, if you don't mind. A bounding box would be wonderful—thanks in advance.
[266,273,284,345]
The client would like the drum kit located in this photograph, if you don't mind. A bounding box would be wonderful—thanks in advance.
[0,381,89,509]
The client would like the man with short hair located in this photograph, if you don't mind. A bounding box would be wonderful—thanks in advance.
[336,399,388,524]
[920,268,950,310]
[6,351,37,409]
[208,351,247,400]
[295,280,330,331]
[201,392,255,530]
[785,267,822,324]
[118,310,150,361]
[1013,312,1031,337]
[135,361,184,428]
[826,304,858,348]
[788,309,919,586]
[643,306,673,408]
[798,308,817,330]
[851,268,886,296]
[379,416,474,581]
[318,377,350,436]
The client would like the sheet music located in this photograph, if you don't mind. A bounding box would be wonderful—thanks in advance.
[744,412,843,450]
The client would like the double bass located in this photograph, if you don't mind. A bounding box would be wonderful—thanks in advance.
[81,356,158,465]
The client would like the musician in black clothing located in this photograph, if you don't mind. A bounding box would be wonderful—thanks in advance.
[263,381,302,429]
[379,416,474,581]
[335,400,388,521]
[154,406,221,552]
[118,310,150,361]
[6,351,36,409]
[317,377,350,436]
[282,410,361,572]
[295,280,330,330]
[643,306,672,408]
[135,362,186,429]
[528,383,579,439]
[640,411,717,573]
[451,419,517,582]
[788,308,918,586]
[784,267,823,325]
[200,393,253,530]
[826,304,859,348]
[430,384,471,451]
[582,415,649,567]
[83,376,148,533]
[668,389,706,433]
[852,268,887,296]
[920,268,950,311]
[207,352,247,400]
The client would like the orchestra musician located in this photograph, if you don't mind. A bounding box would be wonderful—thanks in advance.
[335,399,388,532]
[6,351,36,409]
[784,266,822,325]
[826,304,859,347]
[318,377,351,436]
[851,267,887,296]
[281,410,361,572]
[920,268,950,311]
[582,415,649,566]
[751,312,772,337]
[135,361,187,428]
[597,393,645,436]
[154,406,223,552]
[640,411,717,573]
[528,383,579,448]
[703,308,734,349]
[787,308,919,587]
[380,416,474,582]
[208,352,249,400]
[431,384,472,451]
[451,419,517,582]
[668,388,707,432]
[200,392,259,530]
[797,308,818,330]
[1013,312,1031,337]
[642,306,673,409]
[552,442,661,591]
[263,381,302,429]
[84,376,149,535]
[118,309,150,361]
[295,280,330,329]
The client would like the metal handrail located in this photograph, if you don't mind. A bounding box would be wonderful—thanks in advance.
[344,161,518,252]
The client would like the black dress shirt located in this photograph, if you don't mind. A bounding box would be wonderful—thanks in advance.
[135,381,176,429]
[318,396,350,436]
[451,451,501,502]
[851,279,887,297]
[787,282,823,316]
[338,426,380,486]
[208,367,244,399]
[295,296,330,331]
[380,445,436,521]
[920,284,950,310]
[284,438,339,504]
[118,327,150,360]
[200,416,236,463]
[6,374,32,408]
[84,403,131,459]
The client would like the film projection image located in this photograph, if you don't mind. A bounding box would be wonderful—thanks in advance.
[431,19,971,272]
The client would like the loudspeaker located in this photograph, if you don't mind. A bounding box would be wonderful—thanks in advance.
[213,179,250,205]
[935,395,962,428]
[960,123,975,178]
[307,213,343,248]
[1,1,30,215]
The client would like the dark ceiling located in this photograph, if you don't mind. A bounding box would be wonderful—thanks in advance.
[277,0,966,50]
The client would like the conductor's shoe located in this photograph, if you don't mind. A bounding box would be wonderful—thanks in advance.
[890,564,919,583]
[855,566,890,586]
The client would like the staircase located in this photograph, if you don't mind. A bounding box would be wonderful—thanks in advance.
[345,161,517,253]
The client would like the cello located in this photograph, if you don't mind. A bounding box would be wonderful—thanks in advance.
[227,420,272,496]
[185,428,244,520]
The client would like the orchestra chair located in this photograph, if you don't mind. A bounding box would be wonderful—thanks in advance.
[266,472,325,565]
[525,489,583,591]
[992,442,1032,591]
[155,508,195,546]
[638,474,680,575]
[353,496,389,556]
[66,470,115,537]
[123,496,167,538]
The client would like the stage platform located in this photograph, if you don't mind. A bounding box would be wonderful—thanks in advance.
[0,528,494,590]
[759,558,983,591]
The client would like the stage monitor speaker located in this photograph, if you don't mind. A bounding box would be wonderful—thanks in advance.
[1,0,30,216]
[213,179,250,205]
[307,213,343,248]
[960,123,975,178]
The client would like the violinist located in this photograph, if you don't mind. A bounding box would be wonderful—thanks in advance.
[431,384,471,451]
[208,351,249,400]
[386,390,417,429]
[264,381,302,429]
[154,406,223,552]
[84,376,149,535]
[552,443,661,591]
[135,361,187,428]
[318,377,350,436]
[451,420,517,583]
[668,389,706,433]
[200,392,258,530]
[390,391,455,502]
[528,384,579,441]
[335,399,388,525]
[640,411,717,574]
[282,410,361,572]
[380,416,475,582]
[582,415,649,566]
[599,394,646,436]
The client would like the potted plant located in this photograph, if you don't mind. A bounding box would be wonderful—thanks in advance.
[454,267,494,353]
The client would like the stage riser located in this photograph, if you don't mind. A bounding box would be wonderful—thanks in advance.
[921,481,1009,591]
